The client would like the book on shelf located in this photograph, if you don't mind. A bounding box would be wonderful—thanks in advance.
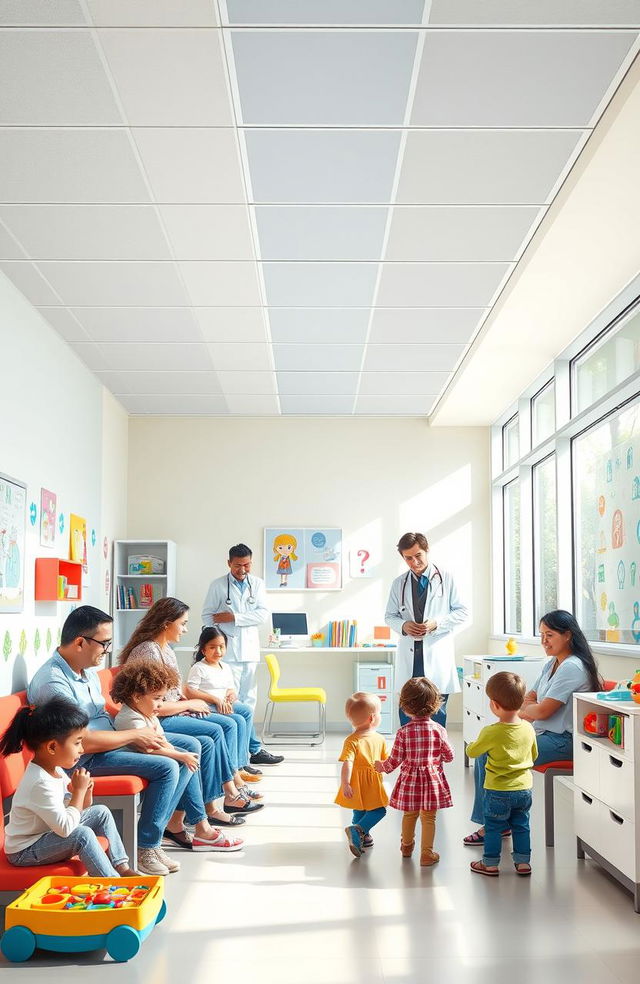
[118,584,147,610]
[327,619,358,648]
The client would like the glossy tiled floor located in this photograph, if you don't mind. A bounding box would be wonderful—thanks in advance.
[2,731,639,980]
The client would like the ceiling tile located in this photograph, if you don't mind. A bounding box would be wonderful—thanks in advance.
[37,307,89,342]
[0,129,151,203]
[244,130,401,204]
[385,206,542,261]
[207,342,272,371]
[194,307,267,343]
[159,206,255,260]
[276,371,359,395]
[0,1,87,25]
[216,371,276,394]
[132,128,245,204]
[364,343,465,371]
[263,262,377,307]
[0,29,123,125]
[72,306,201,342]
[255,206,388,261]
[280,395,354,414]
[119,393,228,414]
[95,370,221,394]
[99,28,233,126]
[427,0,640,27]
[179,262,262,306]
[231,30,418,125]
[0,221,27,258]
[225,1,426,25]
[377,262,510,307]
[38,261,189,306]
[0,261,60,305]
[269,308,370,344]
[355,394,436,414]
[97,342,213,371]
[359,371,450,395]
[87,0,218,26]
[397,130,584,205]
[370,308,485,343]
[411,31,637,127]
[0,205,171,260]
[68,341,109,371]
[274,344,363,372]
[224,394,280,414]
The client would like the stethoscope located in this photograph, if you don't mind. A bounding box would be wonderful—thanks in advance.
[399,566,444,614]
[226,573,256,606]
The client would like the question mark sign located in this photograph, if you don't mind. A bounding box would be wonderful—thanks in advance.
[357,549,370,575]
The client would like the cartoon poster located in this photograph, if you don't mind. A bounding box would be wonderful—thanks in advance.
[595,438,640,643]
[264,527,342,591]
[69,513,88,574]
[40,488,56,547]
[0,472,27,613]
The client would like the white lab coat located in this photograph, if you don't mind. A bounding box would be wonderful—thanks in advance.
[201,574,270,665]
[384,563,468,695]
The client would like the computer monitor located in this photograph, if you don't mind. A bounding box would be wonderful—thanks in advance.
[272,612,309,646]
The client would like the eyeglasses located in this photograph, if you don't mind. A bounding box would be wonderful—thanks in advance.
[82,636,113,653]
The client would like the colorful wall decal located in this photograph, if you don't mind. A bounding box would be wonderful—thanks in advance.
[264,527,342,591]
[29,502,37,525]
[40,488,57,547]
[3,630,12,662]
[59,512,65,534]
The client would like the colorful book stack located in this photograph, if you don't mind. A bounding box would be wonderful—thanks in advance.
[328,620,358,647]
[117,584,147,610]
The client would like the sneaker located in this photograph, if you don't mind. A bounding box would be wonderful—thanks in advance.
[345,825,362,858]
[362,835,374,849]
[250,749,285,766]
[154,846,181,873]
[137,848,169,876]
[241,764,262,776]
[239,784,264,801]
[192,832,244,853]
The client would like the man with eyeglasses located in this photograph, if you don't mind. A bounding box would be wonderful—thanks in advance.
[27,605,203,875]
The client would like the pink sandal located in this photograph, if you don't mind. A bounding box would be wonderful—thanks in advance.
[470,860,499,877]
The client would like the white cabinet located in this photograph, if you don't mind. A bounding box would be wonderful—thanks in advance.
[573,693,640,911]
[354,661,395,735]
[112,540,176,658]
[462,655,546,765]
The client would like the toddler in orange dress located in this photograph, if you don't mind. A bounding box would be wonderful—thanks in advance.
[335,692,388,858]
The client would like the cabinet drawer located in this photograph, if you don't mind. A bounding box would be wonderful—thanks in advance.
[573,738,600,798]
[601,805,636,881]
[356,666,393,692]
[600,750,634,821]
[463,709,479,743]
[574,789,601,849]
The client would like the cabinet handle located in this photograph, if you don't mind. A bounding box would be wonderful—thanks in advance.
[465,681,471,689]
[581,793,593,805]
[609,811,624,825]
[608,756,623,768]
[580,742,593,753]
[486,664,492,673]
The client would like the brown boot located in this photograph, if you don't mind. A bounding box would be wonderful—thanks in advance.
[420,849,440,867]
[401,840,415,858]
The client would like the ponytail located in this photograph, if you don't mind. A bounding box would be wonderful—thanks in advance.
[0,705,34,756]
[0,698,89,757]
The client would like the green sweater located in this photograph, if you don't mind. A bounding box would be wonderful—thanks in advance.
[466,721,538,791]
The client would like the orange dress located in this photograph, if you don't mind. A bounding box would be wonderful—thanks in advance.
[334,731,389,810]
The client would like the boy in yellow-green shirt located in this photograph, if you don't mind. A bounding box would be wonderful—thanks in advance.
[466,671,537,877]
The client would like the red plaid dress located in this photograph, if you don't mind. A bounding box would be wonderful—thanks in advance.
[381,717,454,812]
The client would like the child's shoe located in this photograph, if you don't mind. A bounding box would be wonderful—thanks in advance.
[362,834,374,848]
[420,850,440,867]
[154,847,181,873]
[137,848,169,876]
[400,840,415,858]
[345,825,363,858]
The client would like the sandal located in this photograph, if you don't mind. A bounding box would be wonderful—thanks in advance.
[193,832,244,853]
[208,814,246,827]
[463,829,511,846]
[224,794,264,814]
[163,829,193,850]
[470,860,499,877]
[514,863,532,876]
[239,785,264,801]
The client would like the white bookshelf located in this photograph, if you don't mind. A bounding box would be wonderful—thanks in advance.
[112,540,176,658]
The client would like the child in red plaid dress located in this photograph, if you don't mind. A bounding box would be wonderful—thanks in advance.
[375,677,453,866]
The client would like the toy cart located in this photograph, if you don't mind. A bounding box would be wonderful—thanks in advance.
[1,876,166,963]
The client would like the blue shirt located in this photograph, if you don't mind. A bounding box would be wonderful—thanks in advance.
[27,650,114,733]
[233,576,248,593]
[531,655,590,735]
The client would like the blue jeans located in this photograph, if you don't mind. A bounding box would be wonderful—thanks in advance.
[81,733,195,849]
[233,701,259,762]
[470,729,573,825]
[483,789,532,867]
[400,693,449,729]
[203,710,248,772]
[7,805,126,877]
[351,807,387,835]
[161,714,233,790]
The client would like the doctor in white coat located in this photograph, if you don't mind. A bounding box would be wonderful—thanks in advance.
[385,531,468,728]
[202,543,283,767]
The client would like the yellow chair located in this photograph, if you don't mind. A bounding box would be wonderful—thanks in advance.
[262,653,327,746]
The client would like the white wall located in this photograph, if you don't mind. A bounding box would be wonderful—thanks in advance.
[127,416,491,726]
[0,272,128,694]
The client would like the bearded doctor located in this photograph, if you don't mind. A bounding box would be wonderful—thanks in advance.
[385,532,468,728]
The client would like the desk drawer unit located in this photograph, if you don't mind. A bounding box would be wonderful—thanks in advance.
[354,662,395,735]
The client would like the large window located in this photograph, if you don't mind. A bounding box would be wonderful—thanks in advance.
[573,400,640,645]
[532,381,555,446]
[533,454,557,626]
[503,480,521,633]
[573,305,640,415]
[503,415,519,469]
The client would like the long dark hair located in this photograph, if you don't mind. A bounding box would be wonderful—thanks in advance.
[539,610,603,691]
[0,698,89,756]
[194,626,228,663]
[119,597,189,664]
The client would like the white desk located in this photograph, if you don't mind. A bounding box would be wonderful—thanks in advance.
[260,646,395,662]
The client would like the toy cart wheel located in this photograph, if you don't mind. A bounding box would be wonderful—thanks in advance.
[1,925,36,962]
[156,899,167,925]
[106,924,141,962]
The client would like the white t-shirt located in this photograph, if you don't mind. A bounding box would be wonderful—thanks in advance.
[114,704,165,748]
[187,659,235,700]
[5,762,81,855]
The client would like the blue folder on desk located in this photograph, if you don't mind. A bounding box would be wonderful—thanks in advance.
[596,690,632,702]
[485,655,525,661]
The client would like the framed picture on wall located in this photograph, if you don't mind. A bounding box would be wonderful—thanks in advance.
[0,471,27,613]
[264,527,342,591]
